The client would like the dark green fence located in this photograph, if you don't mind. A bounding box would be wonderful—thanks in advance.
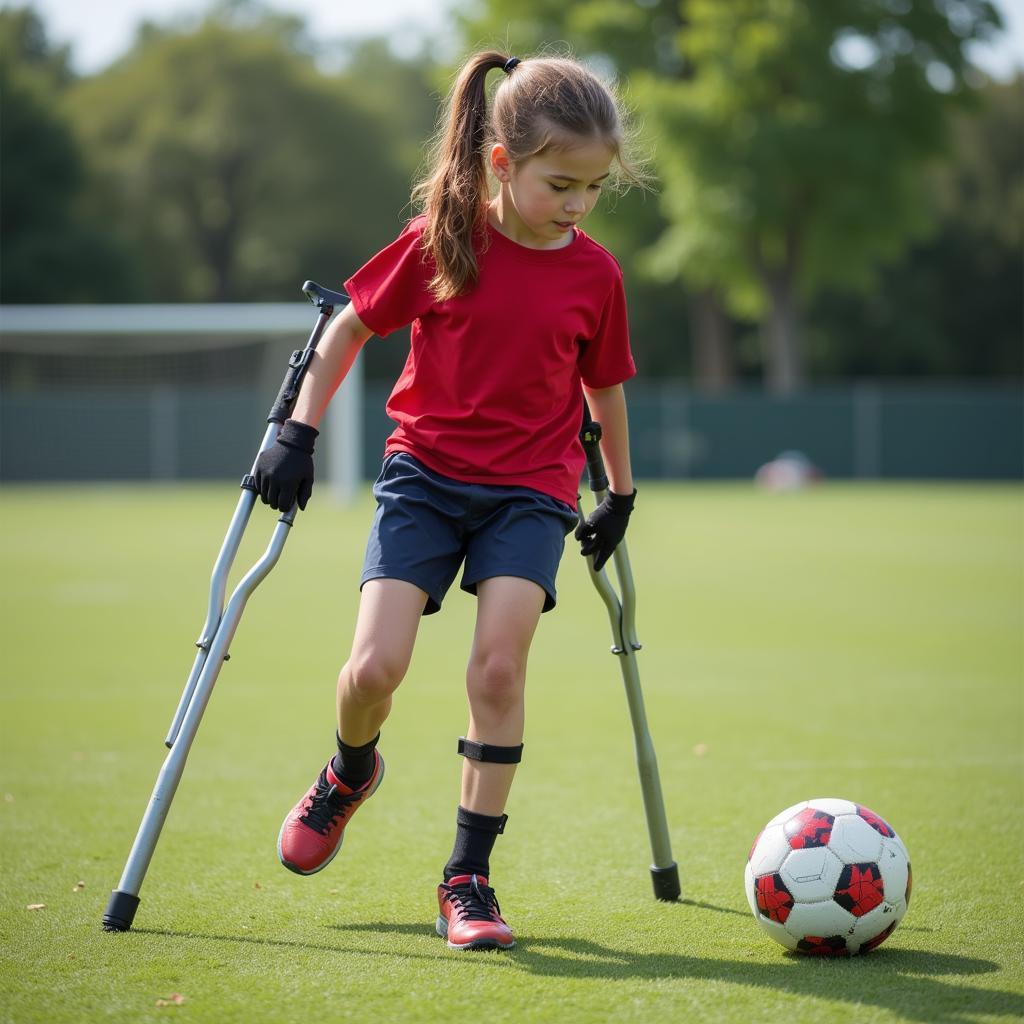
[2,381,1021,482]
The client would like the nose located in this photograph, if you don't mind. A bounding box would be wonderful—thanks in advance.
[564,196,585,215]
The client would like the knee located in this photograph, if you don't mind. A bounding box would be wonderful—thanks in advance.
[343,652,405,706]
[467,652,525,716]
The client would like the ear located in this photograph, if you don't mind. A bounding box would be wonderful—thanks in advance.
[489,143,512,183]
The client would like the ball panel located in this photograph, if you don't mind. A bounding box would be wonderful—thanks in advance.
[784,807,834,849]
[780,847,844,903]
[744,861,758,917]
[851,902,903,953]
[754,872,795,923]
[859,921,897,954]
[766,800,808,828]
[784,900,856,943]
[856,804,896,837]
[754,913,799,951]
[796,935,849,957]
[828,813,884,864]
[833,862,885,917]
[807,797,856,817]
[749,824,790,876]
[876,837,910,904]
[748,829,763,861]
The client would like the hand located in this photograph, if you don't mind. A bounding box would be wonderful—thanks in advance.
[575,488,636,572]
[252,419,318,511]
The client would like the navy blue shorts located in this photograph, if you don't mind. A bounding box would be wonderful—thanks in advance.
[361,453,580,615]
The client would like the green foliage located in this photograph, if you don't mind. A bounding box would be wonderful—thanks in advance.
[63,9,414,301]
[0,7,140,301]
[638,0,1002,314]
[807,73,1023,377]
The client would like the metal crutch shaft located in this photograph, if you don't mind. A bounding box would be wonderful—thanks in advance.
[102,281,349,932]
[580,416,681,901]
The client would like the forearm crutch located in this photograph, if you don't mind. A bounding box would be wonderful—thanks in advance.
[102,281,349,932]
[579,414,681,901]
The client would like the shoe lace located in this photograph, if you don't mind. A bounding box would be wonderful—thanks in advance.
[299,769,363,835]
[443,875,502,922]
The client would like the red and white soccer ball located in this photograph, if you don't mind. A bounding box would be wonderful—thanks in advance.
[745,798,911,956]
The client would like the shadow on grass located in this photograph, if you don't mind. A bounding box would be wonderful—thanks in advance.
[133,921,1019,1023]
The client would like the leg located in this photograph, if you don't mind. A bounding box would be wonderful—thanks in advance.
[278,578,426,876]
[436,576,543,951]
[460,575,545,815]
[337,578,428,746]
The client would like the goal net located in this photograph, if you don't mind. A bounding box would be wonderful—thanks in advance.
[0,303,365,498]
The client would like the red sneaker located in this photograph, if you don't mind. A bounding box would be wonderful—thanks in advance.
[277,752,384,875]
[436,874,515,950]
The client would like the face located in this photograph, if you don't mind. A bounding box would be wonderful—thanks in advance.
[490,138,614,248]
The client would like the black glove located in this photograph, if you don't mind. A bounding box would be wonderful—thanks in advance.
[253,419,318,511]
[575,488,636,572]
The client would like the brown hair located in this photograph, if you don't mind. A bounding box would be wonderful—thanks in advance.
[412,52,645,301]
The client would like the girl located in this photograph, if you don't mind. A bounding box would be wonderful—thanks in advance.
[253,50,641,951]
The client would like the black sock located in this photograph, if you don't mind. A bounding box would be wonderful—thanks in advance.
[331,732,379,788]
[443,806,507,882]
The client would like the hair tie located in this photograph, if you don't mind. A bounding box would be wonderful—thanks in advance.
[503,56,521,75]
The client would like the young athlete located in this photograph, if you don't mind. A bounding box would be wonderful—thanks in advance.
[253,50,641,951]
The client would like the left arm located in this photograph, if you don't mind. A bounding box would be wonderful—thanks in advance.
[576,382,636,572]
[582,382,633,496]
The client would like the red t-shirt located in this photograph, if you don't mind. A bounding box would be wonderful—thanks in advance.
[344,215,635,507]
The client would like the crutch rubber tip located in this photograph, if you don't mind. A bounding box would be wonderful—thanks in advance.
[650,863,681,902]
[102,890,140,932]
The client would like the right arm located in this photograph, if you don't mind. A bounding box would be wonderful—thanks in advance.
[290,302,374,428]
[252,301,373,510]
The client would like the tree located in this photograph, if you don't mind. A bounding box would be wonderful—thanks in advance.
[638,0,1003,392]
[64,6,412,301]
[0,7,139,301]
[807,73,1023,378]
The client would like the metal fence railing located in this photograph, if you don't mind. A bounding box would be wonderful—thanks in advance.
[2,380,1020,482]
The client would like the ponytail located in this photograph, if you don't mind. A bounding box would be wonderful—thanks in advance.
[413,51,508,302]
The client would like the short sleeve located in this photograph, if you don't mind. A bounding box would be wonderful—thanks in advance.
[577,268,637,389]
[344,217,434,338]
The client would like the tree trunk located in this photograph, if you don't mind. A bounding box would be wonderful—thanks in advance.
[761,270,804,395]
[688,287,735,393]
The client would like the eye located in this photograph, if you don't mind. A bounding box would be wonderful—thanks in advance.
[550,183,568,192]
[588,184,603,191]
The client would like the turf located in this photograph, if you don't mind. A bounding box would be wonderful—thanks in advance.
[0,482,1021,1023]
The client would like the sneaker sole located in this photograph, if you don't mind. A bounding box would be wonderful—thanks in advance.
[435,915,515,951]
[277,757,385,876]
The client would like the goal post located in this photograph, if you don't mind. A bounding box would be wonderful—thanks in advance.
[0,302,364,498]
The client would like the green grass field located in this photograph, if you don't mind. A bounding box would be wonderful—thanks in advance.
[1,482,1022,1023]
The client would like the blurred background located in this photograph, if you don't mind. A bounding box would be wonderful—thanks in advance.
[1,0,1021,484]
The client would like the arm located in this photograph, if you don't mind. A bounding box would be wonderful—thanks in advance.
[575,382,636,572]
[582,382,634,495]
[252,302,373,510]
[291,302,374,428]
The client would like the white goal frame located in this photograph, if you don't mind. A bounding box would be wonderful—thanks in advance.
[0,302,363,501]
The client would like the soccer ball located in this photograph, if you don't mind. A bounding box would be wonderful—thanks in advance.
[744,798,911,956]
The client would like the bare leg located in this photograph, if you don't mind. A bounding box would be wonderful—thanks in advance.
[460,576,545,816]
[336,578,427,746]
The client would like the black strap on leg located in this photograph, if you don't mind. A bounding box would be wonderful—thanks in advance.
[457,737,523,764]
[456,805,508,834]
